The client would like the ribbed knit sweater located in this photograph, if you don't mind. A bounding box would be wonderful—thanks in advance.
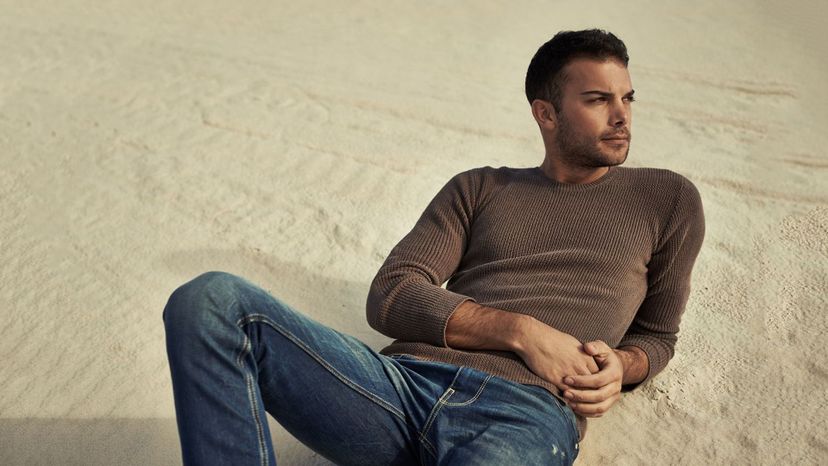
[366,164,706,441]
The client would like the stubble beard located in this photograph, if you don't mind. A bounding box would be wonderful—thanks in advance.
[555,116,630,169]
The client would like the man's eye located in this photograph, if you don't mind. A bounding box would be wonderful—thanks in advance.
[590,98,606,102]
[624,96,636,103]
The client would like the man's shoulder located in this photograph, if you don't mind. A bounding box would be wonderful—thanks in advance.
[618,166,701,201]
[453,164,526,178]
[452,165,539,187]
[621,167,704,228]
[437,166,535,212]
[619,165,694,185]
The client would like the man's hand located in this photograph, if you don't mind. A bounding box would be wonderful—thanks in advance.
[446,302,599,393]
[512,319,600,392]
[445,302,648,416]
[560,340,624,417]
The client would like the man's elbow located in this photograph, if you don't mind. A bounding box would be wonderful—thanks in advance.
[365,283,382,329]
[365,276,396,334]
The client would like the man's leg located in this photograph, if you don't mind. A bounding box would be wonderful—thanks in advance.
[162,271,423,466]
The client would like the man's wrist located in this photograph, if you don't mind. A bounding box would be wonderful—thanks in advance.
[613,346,649,386]
[508,312,537,356]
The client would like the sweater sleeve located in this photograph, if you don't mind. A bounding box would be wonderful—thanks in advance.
[618,177,706,391]
[366,170,479,347]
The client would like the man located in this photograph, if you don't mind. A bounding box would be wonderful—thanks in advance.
[163,29,705,466]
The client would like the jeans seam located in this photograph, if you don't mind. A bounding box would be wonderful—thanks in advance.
[420,437,437,463]
[443,374,492,407]
[233,305,270,466]
[417,367,464,462]
[217,301,267,466]
[237,314,407,421]
[244,370,269,466]
[418,387,454,461]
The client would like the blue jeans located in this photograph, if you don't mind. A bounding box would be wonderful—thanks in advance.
[163,271,580,465]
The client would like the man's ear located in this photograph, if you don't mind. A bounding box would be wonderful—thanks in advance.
[530,99,557,131]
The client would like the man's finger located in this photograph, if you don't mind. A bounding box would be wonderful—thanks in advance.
[563,381,619,404]
[564,370,611,389]
[568,392,620,418]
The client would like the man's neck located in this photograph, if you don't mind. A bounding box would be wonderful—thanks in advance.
[539,158,611,185]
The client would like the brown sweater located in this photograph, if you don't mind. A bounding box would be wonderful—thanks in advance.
[366,164,706,441]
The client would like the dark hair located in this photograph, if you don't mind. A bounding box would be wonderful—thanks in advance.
[525,29,629,112]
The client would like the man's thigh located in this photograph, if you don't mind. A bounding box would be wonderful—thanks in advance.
[230,278,423,465]
[254,327,418,465]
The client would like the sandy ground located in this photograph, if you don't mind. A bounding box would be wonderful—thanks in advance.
[1,0,826,464]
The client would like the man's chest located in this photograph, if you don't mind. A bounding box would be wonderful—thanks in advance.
[457,193,661,287]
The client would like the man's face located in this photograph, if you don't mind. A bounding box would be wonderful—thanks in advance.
[553,58,634,168]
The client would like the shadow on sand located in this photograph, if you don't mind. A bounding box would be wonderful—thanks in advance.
[0,418,335,465]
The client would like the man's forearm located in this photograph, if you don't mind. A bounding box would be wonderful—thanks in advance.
[445,300,531,353]
[446,301,600,390]
[614,345,649,386]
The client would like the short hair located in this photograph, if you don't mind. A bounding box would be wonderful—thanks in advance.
[525,29,629,112]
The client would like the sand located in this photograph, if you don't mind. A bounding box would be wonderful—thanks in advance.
[1,0,825,464]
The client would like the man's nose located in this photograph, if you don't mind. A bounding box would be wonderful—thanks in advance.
[610,100,628,127]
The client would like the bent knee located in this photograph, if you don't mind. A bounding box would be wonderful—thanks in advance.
[162,271,246,328]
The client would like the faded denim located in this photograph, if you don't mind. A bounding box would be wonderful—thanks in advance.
[163,271,580,465]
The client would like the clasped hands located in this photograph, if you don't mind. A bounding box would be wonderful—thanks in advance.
[515,323,624,418]
[560,340,623,418]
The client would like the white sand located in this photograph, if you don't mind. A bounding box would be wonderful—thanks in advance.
[1,0,826,464]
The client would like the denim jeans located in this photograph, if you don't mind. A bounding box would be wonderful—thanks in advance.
[163,271,580,465]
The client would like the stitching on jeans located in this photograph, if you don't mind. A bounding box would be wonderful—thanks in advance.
[236,325,269,466]
[244,371,268,466]
[443,367,463,394]
[237,314,406,421]
[422,387,454,434]
[420,436,437,462]
[418,387,454,461]
[416,371,493,461]
[236,320,250,368]
[238,314,406,421]
[443,374,492,407]
[418,367,461,439]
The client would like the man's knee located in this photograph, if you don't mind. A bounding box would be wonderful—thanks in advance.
[162,270,246,330]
